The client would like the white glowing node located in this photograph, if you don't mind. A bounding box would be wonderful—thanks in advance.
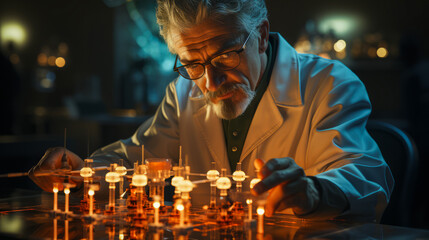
[206,169,220,181]
[250,178,261,189]
[257,207,265,215]
[216,177,231,190]
[171,176,184,187]
[53,187,59,193]
[177,179,194,193]
[153,201,161,208]
[64,188,70,194]
[176,204,184,211]
[80,167,93,178]
[88,189,95,196]
[246,199,253,205]
[105,171,120,183]
[115,166,127,176]
[132,174,148,187]
[232,170,246,182]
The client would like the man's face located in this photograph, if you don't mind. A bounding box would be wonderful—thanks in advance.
[171,19,267,119]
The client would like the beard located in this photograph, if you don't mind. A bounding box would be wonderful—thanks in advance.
[205,82,256,120]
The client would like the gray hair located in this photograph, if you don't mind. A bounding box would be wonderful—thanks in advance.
[156,0,268,53]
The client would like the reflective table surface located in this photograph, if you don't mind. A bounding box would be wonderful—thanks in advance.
[1,189,429,239]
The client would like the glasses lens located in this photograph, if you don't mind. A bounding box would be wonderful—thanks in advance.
[177,67,191,79]
[182,64,204,80]
[211,52,240,70]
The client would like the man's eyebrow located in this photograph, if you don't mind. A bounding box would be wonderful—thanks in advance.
[179,37,242,65]
[212,38,242,56]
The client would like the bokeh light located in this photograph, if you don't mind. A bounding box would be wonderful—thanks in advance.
[55,57,66,68]
[0,22,27,47]
[333,40,346,52]
[376,47,388,58]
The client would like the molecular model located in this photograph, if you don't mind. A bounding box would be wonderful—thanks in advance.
[14,145,268,239]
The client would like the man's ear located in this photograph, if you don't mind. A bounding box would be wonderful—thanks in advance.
[258,20,270,54]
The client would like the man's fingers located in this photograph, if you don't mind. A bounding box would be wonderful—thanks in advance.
[252,166,303,195]
[29,147,84,193]
[264,184,284,217]
[263,178,307,216]
[259,158,293,177]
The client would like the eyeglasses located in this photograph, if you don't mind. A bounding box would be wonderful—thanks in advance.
[173,31,253,80]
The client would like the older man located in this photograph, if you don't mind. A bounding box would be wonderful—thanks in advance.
[30,0,393,221]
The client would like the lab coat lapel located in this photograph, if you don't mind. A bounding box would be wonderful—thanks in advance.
[240,33,303,162]
[194,105,230,173]
[240,91,283,162]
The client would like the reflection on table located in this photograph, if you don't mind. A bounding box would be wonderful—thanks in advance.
[0,189,428,239]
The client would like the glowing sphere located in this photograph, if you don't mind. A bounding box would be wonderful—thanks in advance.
[232,170,246,182]
[377,47,388,58]
[206,169,220,181]
[246,199,253,205]
[105,171,120,183]
[80,167,93,178]
[115,166,127,176]
[55,57,66,68]
[153,201,160,208]
[250,178,261,189]
[132,174,148,187]
[177,179,194,193]
[64,188,70,194]
[216,177,231,190]
[53,187,58,193]
[171,176,184,187]
[88,189,94,196]
[176,204,184,211]
[257,207,265,215]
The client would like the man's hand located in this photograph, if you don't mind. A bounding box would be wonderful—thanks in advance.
[28,147,84,192]
[251,158,320,217]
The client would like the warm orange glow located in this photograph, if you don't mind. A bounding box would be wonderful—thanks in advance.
[53,187,58,193]
[55,57,66,68]
[37,53,48,66]
[48,56,56,66]
[368,47,377,58]
[64,188,70,194]
[88,189,95,196]
[153,201,160,209]
[318,53,331,59]
[146,158,172,170]
[246,199,253,205]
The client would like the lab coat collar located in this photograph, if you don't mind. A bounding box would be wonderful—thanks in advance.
[269,32,304,107]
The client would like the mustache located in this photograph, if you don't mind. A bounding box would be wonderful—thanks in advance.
[205,83,243,100]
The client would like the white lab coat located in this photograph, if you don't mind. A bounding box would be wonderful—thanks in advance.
[92,33,394,221]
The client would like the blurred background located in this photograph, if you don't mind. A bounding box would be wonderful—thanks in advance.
[0,0,428,229]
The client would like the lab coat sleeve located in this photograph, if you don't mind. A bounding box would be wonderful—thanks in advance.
[90,80,181,169]
[303,69,394,222]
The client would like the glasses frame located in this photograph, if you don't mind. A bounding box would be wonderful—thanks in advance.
[173,31,253,80]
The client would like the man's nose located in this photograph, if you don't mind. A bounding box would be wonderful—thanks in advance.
[205,65,225,92]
